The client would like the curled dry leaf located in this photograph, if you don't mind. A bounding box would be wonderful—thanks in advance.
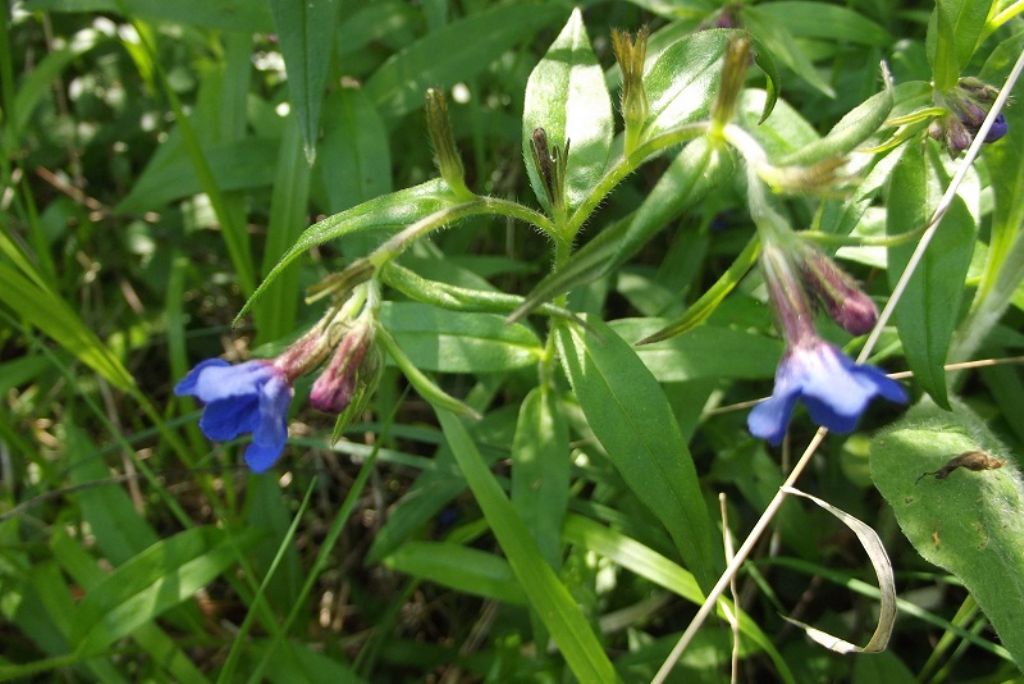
[780,486,897,654]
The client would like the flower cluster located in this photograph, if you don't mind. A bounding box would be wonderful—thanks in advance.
[176,293,381,473]
[929,77,1009,155]
[747,242,907,445]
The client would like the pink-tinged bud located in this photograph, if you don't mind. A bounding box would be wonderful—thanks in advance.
[270,321,335,383]
[309,322,374,413]
[797,246,878,335]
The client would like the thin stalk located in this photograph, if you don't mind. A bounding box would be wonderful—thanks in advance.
[368,197,554,269]
[566,122,709,235]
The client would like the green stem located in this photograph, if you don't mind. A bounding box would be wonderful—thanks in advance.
[566,122,709,236]
[368,197,553,269]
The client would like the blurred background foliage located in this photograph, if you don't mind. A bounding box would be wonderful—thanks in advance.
[2,0,1024,681]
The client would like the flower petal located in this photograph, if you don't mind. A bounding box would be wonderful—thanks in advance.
[798,346,874,420]
[246,374,293,472]
[199,396,259,441]
[852,364,908,404]
[175,358,230,397]
[748,391,800,445]
[244,440,284,474]
[193,360,276,403]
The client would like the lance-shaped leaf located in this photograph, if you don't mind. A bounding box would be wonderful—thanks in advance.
[70,527,260,657]
[556,317,717,589]
[268,0,340,162]
[512,386,570,569]
[777,74,894,167]
[438,411,619,683]
[886,143,975,409]
[871,399,1024,668]
[643,29,730,136]
[235,179,454,321]
[522,8,612,212]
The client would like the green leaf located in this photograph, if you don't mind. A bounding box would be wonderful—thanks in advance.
[642,29,730,136]
[637,235,761,343]
[50,529,209,684]
[777,82,894,167]
[737,90,821,159]
[0,259,134,390]
[254,115,314,342]
[366,2,566,121]
[437,410,619,683]
[742,7,835,98]
[754,2,891,47]
[268,0,340,162]
[512,387,570,568]
[71,526,260,657]
[375,325,482,420]
[236,179,454,321]
[23,0,274,31]
[563,514,796,683]
[611,318,781,381]
[116,138,278,214]
[522,7,613,211]
[66,425,158,565]
[928,0,993,90]
[379,302,542,373]
[886,143,975,408]
[383,542,526,604]
[556,317,717,589]
[318,89,392,215]
[871,399,1024,668]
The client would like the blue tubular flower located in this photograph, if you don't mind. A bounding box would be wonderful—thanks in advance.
[175,359,294,473]
[748,340,908,445]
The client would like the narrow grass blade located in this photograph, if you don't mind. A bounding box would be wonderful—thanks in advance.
[438,410,619,682]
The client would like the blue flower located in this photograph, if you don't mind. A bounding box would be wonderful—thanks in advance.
[175,359,294,473]
[748,340,907,445]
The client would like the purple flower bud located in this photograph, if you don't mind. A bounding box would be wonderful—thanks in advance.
[797,247,878,335]
[985,113,1008,143]
[309,322,374,413]
[945,117,972,155]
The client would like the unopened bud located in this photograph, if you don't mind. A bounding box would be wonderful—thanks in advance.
[761,243,817,345]
[945,116,972,155]
[271,320,336,382]
[425,88,470,197]
[958,77,998,103]
[711,35,751,133]
[985,112,1008,143]
[759,157,847,195]
[797,245,877,335]
[528,127,569,212]
[935,77,1009,154]
[611,27,649,153]
[309,321,376,413]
